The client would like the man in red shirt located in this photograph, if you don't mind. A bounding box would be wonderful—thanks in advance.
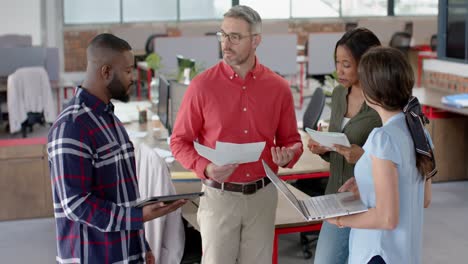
[170,5,303,264]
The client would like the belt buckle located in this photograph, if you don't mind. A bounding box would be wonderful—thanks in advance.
[242,183,257,195]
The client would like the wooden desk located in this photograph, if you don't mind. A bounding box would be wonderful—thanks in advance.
[413,88,468,182]
[0,138,52,220]
[174,181,321,264]
[127,118,329,263]
[413,88,468,117]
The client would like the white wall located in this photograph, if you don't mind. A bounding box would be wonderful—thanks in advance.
[0,0,42,45]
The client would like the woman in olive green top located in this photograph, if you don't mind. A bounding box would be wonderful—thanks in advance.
[308,28,382,264]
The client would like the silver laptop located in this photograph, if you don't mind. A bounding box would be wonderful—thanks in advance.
[262,160,368,221]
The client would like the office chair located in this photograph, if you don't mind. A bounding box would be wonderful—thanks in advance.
[302,87,325,132]
[430,34,437,52]
[7,67,56,137]
[294,87,327,259]
[144,33,168,55]
[345,22,358,32]
[389,32,412,57]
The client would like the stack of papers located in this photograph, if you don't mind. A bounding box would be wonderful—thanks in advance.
[194,141,265,166]
[441,93,468,108]
[305,127,350,151]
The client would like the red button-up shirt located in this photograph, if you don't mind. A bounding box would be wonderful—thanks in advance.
[170,58,303,183]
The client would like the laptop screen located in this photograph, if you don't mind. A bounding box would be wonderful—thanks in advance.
[262,160,304,214]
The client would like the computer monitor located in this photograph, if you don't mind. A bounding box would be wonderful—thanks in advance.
[157,74,170,131]
[168,81,189,136]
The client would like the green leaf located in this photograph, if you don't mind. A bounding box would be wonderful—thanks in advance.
[145,53,162,71]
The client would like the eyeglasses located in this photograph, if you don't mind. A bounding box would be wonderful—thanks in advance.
[216,31,258,45]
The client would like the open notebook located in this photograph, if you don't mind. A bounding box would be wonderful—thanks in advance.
[262,160,367,221]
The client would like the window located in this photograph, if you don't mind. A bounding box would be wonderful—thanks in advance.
[180,0,231,20]
[240,0,290,19]
[342,0,387,17]
[394,0,438,15]
[123,0,177,22]
[63,0,120,24]
[291,0,339,18]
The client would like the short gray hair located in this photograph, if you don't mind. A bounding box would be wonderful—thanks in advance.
[224,5,262,34]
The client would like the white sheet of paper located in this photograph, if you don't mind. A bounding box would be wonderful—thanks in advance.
[127,130,148,139]
[305,127,350,151]
[194,141,266,166]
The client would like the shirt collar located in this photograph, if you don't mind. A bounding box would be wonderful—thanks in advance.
[221,55,262,80]
[384,111,404,125]
[77,86,114,114]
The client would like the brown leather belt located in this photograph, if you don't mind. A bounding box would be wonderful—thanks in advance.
[202,177,271,195]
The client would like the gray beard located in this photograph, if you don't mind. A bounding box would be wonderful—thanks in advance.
[224,49,251,66]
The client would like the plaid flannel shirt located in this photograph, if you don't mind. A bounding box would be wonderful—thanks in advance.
[48,87,148,264]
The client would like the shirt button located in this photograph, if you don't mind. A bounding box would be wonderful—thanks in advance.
[253,76,256,79]
[235,74,238,77]
[246,173,250,177]
[242,86,246,90]
[243,107,247,112]
[244,130,248,134]
[230,76,233,80]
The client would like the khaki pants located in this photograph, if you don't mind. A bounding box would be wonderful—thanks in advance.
[197,183,278,264]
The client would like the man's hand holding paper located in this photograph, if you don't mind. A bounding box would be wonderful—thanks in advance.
[204,163,238,183]
[194,141,266,166]
[194,141,266,182]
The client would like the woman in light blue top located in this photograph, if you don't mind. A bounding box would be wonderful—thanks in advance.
[327,47,436,264]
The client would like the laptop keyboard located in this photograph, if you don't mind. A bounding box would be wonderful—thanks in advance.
[303,195,343,218]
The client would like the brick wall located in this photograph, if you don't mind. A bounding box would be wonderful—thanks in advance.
[63,21,343,72]
[63,30,101,72]
[288,21,344,48]
[424,71,468,93]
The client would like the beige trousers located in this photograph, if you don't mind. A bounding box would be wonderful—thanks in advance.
[197,183,278,264]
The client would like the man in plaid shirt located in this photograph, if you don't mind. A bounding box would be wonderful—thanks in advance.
[47,34,186,264]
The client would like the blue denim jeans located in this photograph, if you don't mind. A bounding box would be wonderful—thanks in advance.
[313,221,351,264]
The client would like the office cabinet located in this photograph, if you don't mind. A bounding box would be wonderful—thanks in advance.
[0,141,52,221]
[426,116,468,182]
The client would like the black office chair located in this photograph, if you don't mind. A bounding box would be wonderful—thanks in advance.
[430,34,437,52]
[294,87,328,259]
[345,22,358,32]
[302,87,326,132]
[144,33,168,56]
[389,32,412,57]
[180,219,202,264]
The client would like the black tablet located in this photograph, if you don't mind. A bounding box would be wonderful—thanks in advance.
[135,192,204,208]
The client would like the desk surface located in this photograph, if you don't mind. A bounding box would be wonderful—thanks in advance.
[413,87,468,116]
[175,180,320,230]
